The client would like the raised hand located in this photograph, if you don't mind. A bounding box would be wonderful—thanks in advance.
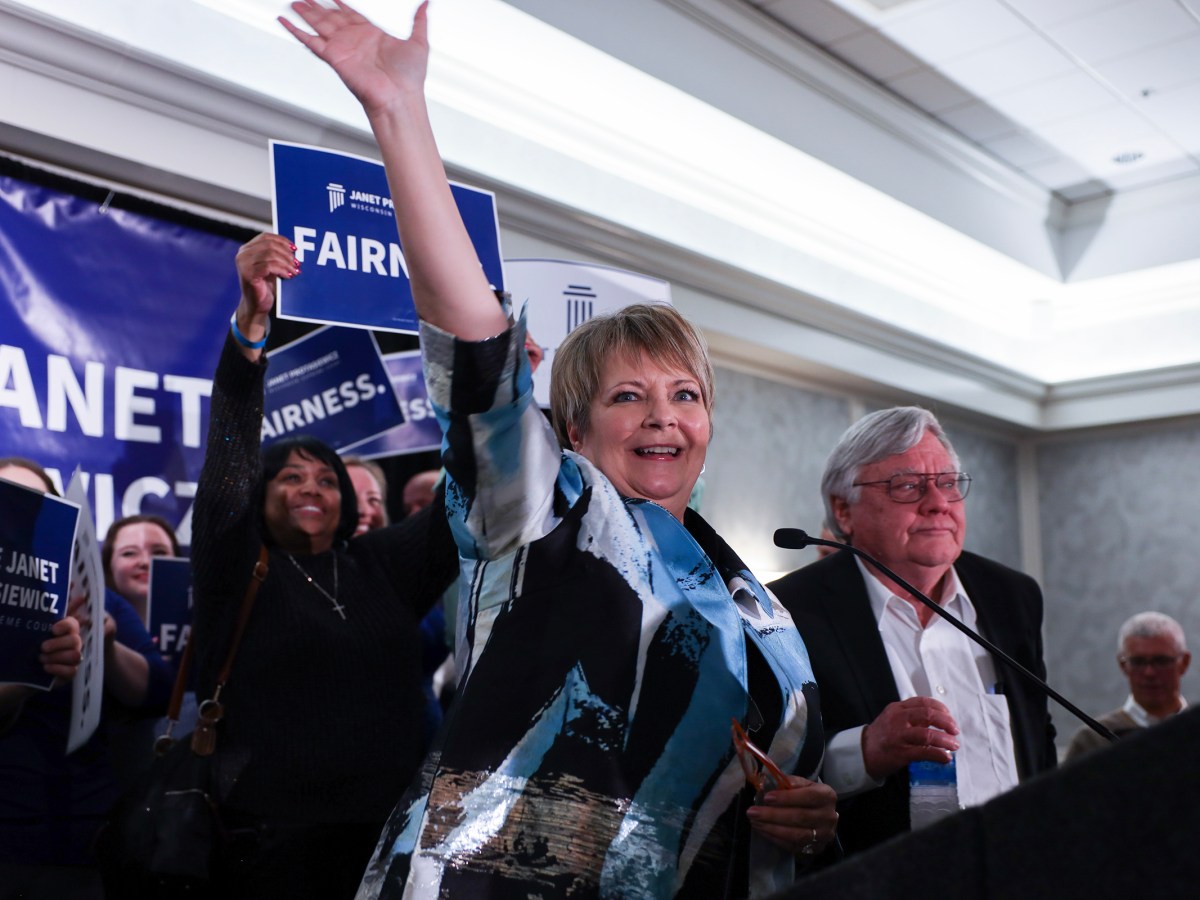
[280,1,505,339]
[279,0,430,117]
[236,232,299,318]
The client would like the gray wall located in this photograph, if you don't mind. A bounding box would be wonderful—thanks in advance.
[702,367,850,579]
[1037,419,1200,747]
[943,420,1023,571]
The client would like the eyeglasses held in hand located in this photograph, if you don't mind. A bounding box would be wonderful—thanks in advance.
[732,718,788,797]
[852,472,972,504]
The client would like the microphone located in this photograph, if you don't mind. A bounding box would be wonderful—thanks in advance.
[773,528,1118,744]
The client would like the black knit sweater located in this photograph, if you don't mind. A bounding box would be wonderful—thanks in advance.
[190,336,459,824]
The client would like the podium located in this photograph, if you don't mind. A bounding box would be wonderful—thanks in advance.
[772,706,1200,898]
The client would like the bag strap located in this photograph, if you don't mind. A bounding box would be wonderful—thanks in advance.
[212,544,271,693]
[155,545,269,756]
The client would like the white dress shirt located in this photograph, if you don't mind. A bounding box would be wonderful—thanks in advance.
[1123,693,1187,728]
[823,558,1019,808]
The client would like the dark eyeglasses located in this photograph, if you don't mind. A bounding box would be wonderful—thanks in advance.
[731,718,787,797]
[1119,654,1182,670]
[852,472,971,504]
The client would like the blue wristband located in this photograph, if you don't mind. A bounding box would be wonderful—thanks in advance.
[230,311,270,349]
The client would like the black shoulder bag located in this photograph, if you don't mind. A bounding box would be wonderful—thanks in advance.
[97,545,268,898]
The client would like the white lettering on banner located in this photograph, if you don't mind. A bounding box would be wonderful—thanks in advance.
[174,481,197,549]
[0,344,44,427]
[43,468,199,548]
[261,374,384,441]
[47,355,105,436]
[124,476,170,511]
[163,375,212,448]
[114,366,160,442]
[0,346,212,447]
[292,227,410,278]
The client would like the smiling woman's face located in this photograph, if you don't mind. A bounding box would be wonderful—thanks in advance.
[263,450,342,554]
[568,350,710,521]
[109,521,175,604]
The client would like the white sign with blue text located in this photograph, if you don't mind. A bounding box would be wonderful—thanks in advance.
[505,259,673,408]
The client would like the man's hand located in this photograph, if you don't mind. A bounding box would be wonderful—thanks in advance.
[862,696,960,779]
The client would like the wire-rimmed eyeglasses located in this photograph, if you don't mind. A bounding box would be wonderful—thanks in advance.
[1119,654,1183,670]
[852,472,971,504]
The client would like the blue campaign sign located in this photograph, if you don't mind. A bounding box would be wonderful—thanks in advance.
[340,350,442,459]
[271,141,504,334]
[0,479,80,688]
[263,325,406,452]
[0,167,244,548]
[147,557,192,666]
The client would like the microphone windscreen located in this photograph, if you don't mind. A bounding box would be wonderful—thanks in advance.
[773,528,812,550]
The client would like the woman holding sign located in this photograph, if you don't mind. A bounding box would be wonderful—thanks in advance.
[279,3,837,898]
[187,228,460,897]
[0,457,170,897]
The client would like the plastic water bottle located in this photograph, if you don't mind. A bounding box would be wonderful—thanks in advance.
[908,755,960,829]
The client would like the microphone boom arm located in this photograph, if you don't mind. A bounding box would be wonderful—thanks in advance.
[774,529,1118,744]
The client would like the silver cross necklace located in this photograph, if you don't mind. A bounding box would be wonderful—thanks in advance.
[286,552,346,620]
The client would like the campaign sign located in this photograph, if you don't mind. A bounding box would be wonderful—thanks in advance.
[339,350,442,459]
[148,557,192,667]
[263,325,405,452]
[271,140,505,334]
[0,479,79,689]
[0,169,243,549]
[505,259,672,407]
[64,468,107,752]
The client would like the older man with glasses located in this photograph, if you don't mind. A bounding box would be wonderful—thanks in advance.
[770,406,1056,859]
[1064,611,1190,762]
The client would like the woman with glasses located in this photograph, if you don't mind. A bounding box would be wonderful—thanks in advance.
[279,3,837,897]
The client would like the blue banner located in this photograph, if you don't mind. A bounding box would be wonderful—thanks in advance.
[263,324,405,452]
[0,479,79,688]
[271,141,504,334]
[0,171,244,547]
[147,557,192,666]
[341,350,441,459]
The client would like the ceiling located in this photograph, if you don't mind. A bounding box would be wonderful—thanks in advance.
[1,0,1199,431]
[754,0,1200,202]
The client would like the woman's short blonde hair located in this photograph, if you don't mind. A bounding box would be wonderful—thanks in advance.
[549,302,714,449]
